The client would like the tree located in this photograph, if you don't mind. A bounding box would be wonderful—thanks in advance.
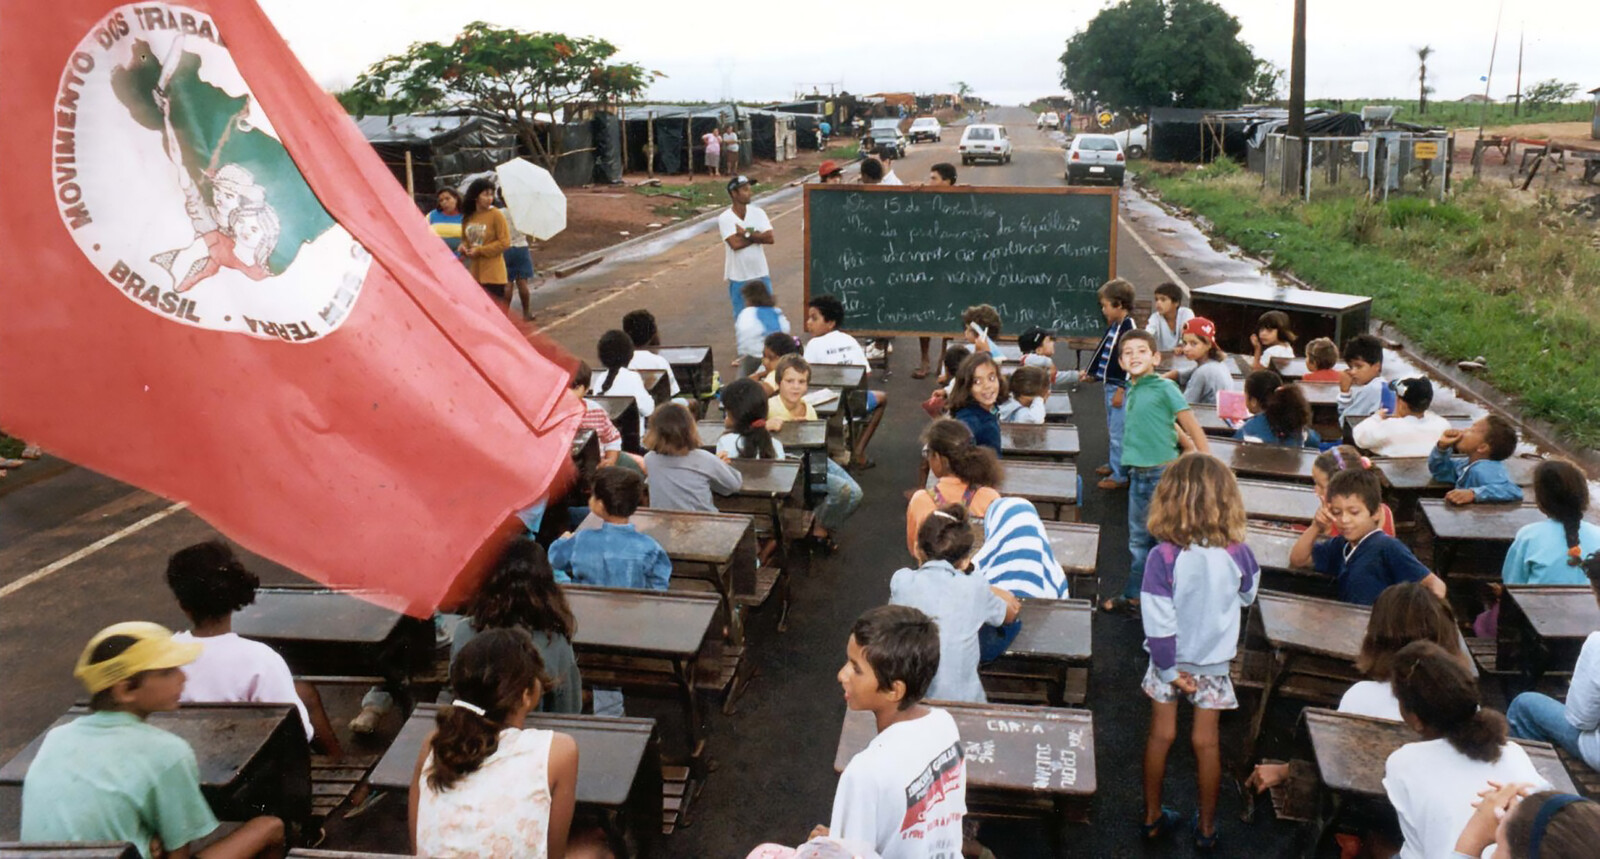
[1522,78,1580,109]
[1416,46,1434,115]
[1058,0,1257,113]
[345,22,656,170]
[1247,59,1284,104]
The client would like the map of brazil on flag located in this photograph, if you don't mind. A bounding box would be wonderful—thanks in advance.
[1,1,582,614]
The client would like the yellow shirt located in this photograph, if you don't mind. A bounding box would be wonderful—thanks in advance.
[461,208,511,285]
[767,395,816,422]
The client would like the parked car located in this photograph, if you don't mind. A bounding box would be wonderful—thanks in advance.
[908,116,942,143]
[1113,123,1148,159]
[1064,133,1125,185]
[865,126,908,159]
[959,124,1012,165]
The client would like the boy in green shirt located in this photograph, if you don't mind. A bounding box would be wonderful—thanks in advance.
[1102,330,1211,614]
[21,621,286,859]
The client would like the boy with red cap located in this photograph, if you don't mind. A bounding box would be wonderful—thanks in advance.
[1163,316,1235,406]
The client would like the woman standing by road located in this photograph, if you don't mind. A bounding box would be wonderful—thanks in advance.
[427,187,465,260]
[702,127,722,177]
[458,178,512,315]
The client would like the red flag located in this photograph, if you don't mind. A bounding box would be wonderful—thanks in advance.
[1,2,581,614]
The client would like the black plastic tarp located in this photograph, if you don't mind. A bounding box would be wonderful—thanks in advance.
[750,113,776,160]
[590,113,623,184]
[551,123,594,188]
[1148,108,1255,163]
[791,114,822,149]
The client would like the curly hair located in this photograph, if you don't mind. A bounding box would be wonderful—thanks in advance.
[1146,453,1247,547]
[166,540,259,624]
[1356,581,1461,680]
[460,538,574,640]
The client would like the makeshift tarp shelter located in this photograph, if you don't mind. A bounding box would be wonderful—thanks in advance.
[620,104,750,174]
[749,110,797,161]
[590,112,624,184]
[355,112,518,209]
[1148,108,1255,163]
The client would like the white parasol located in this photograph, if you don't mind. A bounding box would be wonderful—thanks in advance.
[494,158,566,240]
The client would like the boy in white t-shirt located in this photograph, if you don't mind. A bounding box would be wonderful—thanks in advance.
[804,294,888,469]
[719,175,774,317]
[813,605,966,859]
[1351,376,1451,457]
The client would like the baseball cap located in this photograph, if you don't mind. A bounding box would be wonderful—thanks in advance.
[1018,327,1055,353]
[818,160,842,178]
[726,175,754,194]
[1390,376,1434,412]
[73,621,202,695]
[1182,316,1217,341]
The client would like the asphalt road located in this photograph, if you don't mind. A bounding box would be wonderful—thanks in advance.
[0,106,1307,857]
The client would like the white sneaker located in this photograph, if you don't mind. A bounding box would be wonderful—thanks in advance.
[349,706,384,735]
[863,343,887,361]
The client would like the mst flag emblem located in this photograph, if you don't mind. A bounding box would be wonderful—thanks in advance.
[56,4,367,341]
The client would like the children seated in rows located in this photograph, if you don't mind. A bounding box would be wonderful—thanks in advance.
[550,467,671,590]
[1506,552,1600,780]
[718,378,782,460]
[766,354,863,550]
[1235,369,1321,448]
[803,295,887,468]
[1249,310,1297,372]
[643,403,742,512]
[1313,445,1397,536]
[1087,278,1138,489]
[946,352,1004,454]
[569,361,627,467]
[817,605,967,857]
[1430,414,1526,504]
[1164,316,1232,407]
[906,419,1002,558]
[1144,281,1193,355]
[997,365,1048,424]
[1338,334,1387,422]
[22,622,287,858]
[1291,467,1445,604]
[734,282,791,378]
[595,329,655,436]
[1017,326,1059,385]
[1352,376,1450,457]
[621,308,686,406]
[455,537,583,714]
[889,504,1017,703]
[972,496,1070,661]
[1301,337,1341,382]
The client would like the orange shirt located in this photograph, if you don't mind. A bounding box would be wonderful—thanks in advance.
[1301,369,1342,383]
[905,476,999,558]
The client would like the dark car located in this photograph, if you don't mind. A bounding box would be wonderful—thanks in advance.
[865,127,908,160]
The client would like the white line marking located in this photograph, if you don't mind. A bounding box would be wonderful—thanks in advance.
[1119,213,1189,290]
[0,501,189,600]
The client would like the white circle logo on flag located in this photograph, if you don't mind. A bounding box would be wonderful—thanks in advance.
[53,4,369,342]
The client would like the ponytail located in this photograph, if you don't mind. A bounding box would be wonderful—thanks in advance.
[720,378,775,459]
[1533,460,1589,567]
[596,330,635,396]
[922,418,1004,489]
[426,628,546,792]
[916,504,975,563]
[1391,640,1506,763]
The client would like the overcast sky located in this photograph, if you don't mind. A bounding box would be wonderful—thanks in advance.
[258,0,1596,107]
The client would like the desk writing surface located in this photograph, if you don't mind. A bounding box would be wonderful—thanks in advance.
[834,701,1096,795]
[650,345,711,367]
[1042,521,1101,575]
[563,585,719,657]
[1044,393,1073,420]
[936,462,1077,506]
[999,424,1080,458]
[1379,455,1540,492]
[1506,586,1600,641]
[630,509,750,565]
[1420,500,1592,543]
[1304,708,1576,797]
[0,846,139,858]
[0,705,295,790]
[1256,591,1369,661]
[590,395,636,421]
[637,368,667,391]
[808,363,866,390]
[1246,526,1301,572]
[1239,479,1322,525]
[1007,599,1093,662]
[727,459,802,497]
[233,588,402,646]
[1196,281,1371,313]
[1188,405,1235,436]
[369,704,655,806]
[1297,382,1341,407]
[1206,438,1317,482]
[697,420,826,451]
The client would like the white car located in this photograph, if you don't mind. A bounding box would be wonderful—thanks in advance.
[1064,133,1125,185]
[1041,112,1061,129]
[908,116,942,143]
[959,124,1012,165]
[1113,123,1148,159]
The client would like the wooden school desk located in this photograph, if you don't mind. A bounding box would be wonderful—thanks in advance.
[1238,479,1322,526]
[1205,438,1318,483]
[806,363,866,390]
[1378,454,1540,495]
[932,462,1079,521]
[635,368,671,405]
[981,599,1094,707]
[999,424,1080,462]
[1419,500,1599,578]
[232,587,436,701]
[1044,392,1073,422]
[648,345,713,401]
[1188,404,1238,438]
[0,704,310,825]
[1189,281,1372,356]
[0,847,139,859]
[1498,585,1600,685]
[1042,521,1102,600]
[835,701,1096,850]
[370,704,663,857]
[716,458,803,622]
[1230,354,1346,381]
[591,394,642,453]
[630,508,757,646]
[696,419,827,452]
[1246,525,1334,597]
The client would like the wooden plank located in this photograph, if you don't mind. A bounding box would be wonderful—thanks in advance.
[564,585,720,658]
[631,508,750,566]
[1042,521,1100,576]
[999,424,1080,461]
[697,420,827,452]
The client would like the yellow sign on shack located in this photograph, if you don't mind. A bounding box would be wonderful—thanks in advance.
[1413,140,1440,159]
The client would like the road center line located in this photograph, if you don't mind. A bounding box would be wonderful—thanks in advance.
[0,501,189,600]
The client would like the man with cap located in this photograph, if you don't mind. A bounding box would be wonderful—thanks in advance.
[718,175,775,317]
[1351,376,1452,457]
[818,160,845,183]
[21,622,287,859]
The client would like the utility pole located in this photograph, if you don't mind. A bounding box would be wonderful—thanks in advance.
[1513,26,1524,117]
[1286,0,1308,193]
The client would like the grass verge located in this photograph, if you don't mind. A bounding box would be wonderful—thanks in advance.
[1307,98,1590,129]
[635,142,861,219]
[1141,161,1600,446]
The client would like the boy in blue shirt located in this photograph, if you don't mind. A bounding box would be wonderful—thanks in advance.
[1337,334,1386,421]
[1290,469,1446,605]
[550,467,672,590]
[1085,279,1137,490]
[1429,414,1526,504]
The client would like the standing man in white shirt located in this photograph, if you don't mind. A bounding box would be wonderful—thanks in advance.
[718,175,774,317]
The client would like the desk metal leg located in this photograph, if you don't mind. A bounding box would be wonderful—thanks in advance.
[672,656,707,767]
[1241,649,1286,771]
[716,562,746,647]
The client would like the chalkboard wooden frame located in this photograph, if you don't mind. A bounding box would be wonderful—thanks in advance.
[803,184,1119,338]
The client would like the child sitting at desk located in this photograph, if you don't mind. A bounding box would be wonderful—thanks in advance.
[1235,369,1321,449]
[813,605,967,857]
[21,622,287,859]
[550,467,671,590]
[1506,552,1600,774]
[945,352,1004,454]
[621,308,689,408]
[1018,326,1061,386]
[803,294,888,469]
[1249,310,1297,372]
[767,354,862,550]
[1163,317,1233,407]
[1351,376,1451,458]
[920,344,971,418]
[413,628,602,859]
[1138,454,1259,850]
[642,403,742,513]
[1144,281,1194,355]
[595,329,656,437]
[1291,468,1445,604]
[717,378,783,460]
[997,365,1049,424]
[906,418,1003,558]
[1301,337,1342,383]
[1313,446,1396,537]
[569,361,626,468]
[1430,414,1526,505]
[734,281,791,378]
[1504,460,1600,585]
[165,540,336,753]
[960,303,1003,358]
[1452,787,1600,859]
[753,330,801,396]
[890,505,1018,704]
[454,538,582,715]
[1338,334,1387,423]
[1384,640,1548,859]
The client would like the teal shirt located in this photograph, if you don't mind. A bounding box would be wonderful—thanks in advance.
[1502,519,1600,586]
[21,711,218,858]
[1122,373,1190,468]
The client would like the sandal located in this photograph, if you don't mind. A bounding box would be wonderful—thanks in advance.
[848,455,876,472]
[910,364,930,380]
[1100,596,1140,616]
[1192,814,1218,851]
[1142,807,1181,841]
[810,532,840,555]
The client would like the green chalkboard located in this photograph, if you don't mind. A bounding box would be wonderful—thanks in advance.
[803,184,1118,337]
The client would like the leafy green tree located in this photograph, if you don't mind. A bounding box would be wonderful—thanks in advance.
[1059,0,1257,112]
[345,22,656,169]
[1247,59,1284,104]
[1522,79,1580,109]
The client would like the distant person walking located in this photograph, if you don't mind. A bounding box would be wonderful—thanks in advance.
[722,125,741,175]
[818,119,832,148]
[718,175,774,317]
[702,127,722,177]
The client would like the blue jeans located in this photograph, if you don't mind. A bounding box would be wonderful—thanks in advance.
[1103,383,1126,482]
[1508,692,1585,759]
[728,275,772,316]
[1125,463,1168,600]
[817,459,862,530]
[979,619,1023,664]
